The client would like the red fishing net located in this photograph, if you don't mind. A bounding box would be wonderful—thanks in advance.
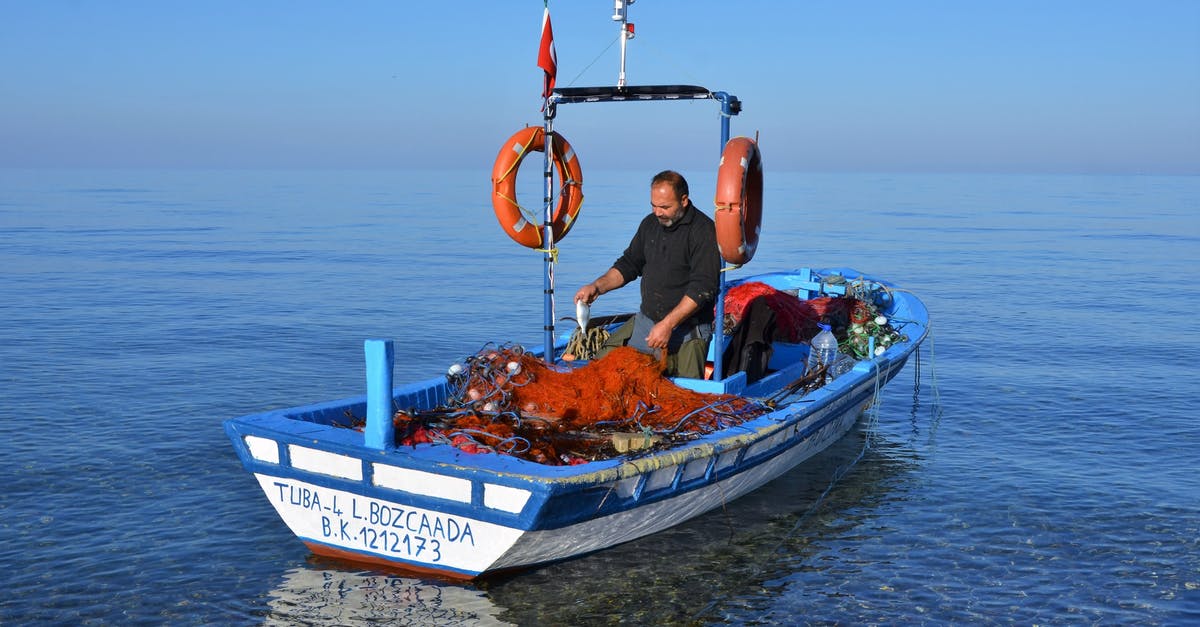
[722,281,853,342]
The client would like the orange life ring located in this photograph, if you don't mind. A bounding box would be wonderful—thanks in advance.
[714,136,763,264]
[491,127,584,249]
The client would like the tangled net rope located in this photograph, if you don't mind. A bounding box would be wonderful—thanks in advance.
[562,325,610,361]
[372,345,772,466]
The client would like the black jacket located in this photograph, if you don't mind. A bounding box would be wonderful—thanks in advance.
[612,202,720,326]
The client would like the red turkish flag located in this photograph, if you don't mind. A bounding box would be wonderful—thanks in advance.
[538,7,557,99]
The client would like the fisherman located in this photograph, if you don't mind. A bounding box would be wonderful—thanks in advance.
[574,170,721,378]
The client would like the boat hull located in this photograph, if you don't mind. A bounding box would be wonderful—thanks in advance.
[488,396,866,571]
[225,268,928,579]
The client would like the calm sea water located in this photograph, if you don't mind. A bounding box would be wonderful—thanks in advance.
[1,168,1197,625]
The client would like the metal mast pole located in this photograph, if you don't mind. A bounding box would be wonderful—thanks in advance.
[542,104,556,361]
[613,0,634,87]
[712,92,736,381]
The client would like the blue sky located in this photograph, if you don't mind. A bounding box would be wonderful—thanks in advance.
[3,1,1197,174]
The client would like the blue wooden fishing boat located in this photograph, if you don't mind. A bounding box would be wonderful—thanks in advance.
[224,4,929,580]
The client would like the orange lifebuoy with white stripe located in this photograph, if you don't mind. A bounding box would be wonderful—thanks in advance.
[714,136,763,265]
[491,127,584,249]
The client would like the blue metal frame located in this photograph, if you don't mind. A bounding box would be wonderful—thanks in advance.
[541,85,743,377]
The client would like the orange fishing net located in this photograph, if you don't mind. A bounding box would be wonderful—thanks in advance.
[356,284,877,465]
[383,345,772,465]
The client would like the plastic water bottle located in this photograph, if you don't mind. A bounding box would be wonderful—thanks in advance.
[830,353,856,378]
[806,323,839,376]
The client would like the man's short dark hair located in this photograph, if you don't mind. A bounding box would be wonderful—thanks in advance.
[651,170,689,200]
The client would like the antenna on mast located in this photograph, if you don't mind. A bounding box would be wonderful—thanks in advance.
[612,0,635,87]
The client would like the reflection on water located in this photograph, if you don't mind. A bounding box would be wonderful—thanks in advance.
[265,564,514,626]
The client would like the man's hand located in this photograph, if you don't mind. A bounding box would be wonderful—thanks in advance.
[646,319,674,350]
[576,268,625,305]
[574,283,600,306]
[646,295,701,350]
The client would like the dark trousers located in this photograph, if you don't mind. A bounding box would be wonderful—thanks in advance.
[599,315,711,379]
